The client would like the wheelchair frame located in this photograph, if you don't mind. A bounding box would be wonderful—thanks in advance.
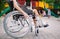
[3,11,41,38]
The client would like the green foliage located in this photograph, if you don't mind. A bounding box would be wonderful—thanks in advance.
[0,0,6,12]
[41,0,60,9]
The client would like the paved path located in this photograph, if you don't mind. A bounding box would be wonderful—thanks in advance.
[0,16,60,39]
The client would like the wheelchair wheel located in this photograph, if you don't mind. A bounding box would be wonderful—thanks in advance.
[3,11,30,38]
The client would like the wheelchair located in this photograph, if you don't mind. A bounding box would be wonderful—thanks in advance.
[3,10,49,39]
[4,10,43,38]
[3,10,40,38]
[3,1,49,38]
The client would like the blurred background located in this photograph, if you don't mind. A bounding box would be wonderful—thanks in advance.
[0,0,60,17]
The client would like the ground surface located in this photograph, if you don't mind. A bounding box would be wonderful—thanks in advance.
[0,16,60,39]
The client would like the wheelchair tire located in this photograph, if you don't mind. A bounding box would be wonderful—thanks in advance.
[3,11,30,38]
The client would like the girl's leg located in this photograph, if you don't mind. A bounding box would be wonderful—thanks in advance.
[33,9,49,27]
[33,9,43,27]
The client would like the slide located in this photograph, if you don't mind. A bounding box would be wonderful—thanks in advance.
[0,7,10,17]
[44,8,59,18]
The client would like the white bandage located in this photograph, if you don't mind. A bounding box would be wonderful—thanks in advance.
[26,16,35,31]
[35,16,43,27]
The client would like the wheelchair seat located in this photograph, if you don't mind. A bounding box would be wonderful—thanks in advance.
[13,14,24,21]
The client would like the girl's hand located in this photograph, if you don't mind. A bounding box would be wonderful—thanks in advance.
[23,13,29,19]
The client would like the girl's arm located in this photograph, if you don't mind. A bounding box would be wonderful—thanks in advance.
[13,0,29,18]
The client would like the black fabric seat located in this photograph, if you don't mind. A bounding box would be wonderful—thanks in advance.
[13,14,24,21]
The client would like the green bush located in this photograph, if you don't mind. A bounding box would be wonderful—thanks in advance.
[0,0,6,12]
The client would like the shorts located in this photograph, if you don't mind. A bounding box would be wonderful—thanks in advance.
[13,8,35,21]
[21,6,35,19]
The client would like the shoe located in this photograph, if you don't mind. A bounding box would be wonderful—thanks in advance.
[44,24,49,27]
[39,25,42,28]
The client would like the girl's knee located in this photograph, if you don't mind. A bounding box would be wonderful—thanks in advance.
[33,9,37,11]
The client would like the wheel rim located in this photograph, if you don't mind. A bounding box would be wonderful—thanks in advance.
[3,11,30,38]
